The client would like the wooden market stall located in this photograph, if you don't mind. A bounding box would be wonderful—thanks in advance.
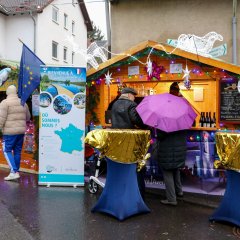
[86,40,240,195]
[87,40,240,129]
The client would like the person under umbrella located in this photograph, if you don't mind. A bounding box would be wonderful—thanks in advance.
[155,82,187,205]
[136,82,197,205]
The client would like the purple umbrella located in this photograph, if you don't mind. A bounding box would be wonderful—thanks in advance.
[136,93,197,132]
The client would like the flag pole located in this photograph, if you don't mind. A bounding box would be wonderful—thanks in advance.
[18,38,24,44]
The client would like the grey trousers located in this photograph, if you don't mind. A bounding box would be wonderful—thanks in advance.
[162,168,183,202]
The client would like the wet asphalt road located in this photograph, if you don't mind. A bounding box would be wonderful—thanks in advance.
[0,168,238,240]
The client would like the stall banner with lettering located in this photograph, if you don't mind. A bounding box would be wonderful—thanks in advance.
[220,77,240,122]
[38,66,86,186]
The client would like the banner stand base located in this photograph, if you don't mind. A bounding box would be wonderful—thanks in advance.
[38,182,84,187]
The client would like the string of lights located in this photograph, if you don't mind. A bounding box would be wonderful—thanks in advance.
[52,0,106,6]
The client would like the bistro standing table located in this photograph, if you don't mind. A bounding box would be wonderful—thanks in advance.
[85,129,151,221]
[210,132,240,226]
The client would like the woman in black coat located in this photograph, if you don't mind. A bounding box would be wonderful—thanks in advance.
[154,129,187,205]
[155,82,187,206]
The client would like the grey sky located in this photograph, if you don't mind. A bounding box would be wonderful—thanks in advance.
[84,0,107,39]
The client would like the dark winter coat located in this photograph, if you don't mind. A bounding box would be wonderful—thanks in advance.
[153,129,187,170]
[111,96,144,129]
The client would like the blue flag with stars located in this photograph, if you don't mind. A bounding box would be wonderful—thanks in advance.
[18,43,45,105]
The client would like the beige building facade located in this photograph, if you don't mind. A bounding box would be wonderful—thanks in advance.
[110,0,240,64]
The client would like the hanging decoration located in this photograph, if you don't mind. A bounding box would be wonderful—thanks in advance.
[104,71,113,86]
[66,36,107,70]
[238,79,240,93]
[65,32,238,87]
[177,32,223,57]
[67,31,224,74]
[182,65,191,89]
[146,59,153,76]
[145,61,164,81]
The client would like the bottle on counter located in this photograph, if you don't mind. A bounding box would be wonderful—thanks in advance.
[212,112,216,128]
[206,112,210,128]
[209,112,212,128]
[199,112,203,127]
[202,112,206,127]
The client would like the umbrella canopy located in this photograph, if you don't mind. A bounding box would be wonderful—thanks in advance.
[136,93,197,132]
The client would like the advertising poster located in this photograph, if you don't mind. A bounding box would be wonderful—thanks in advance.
[38,66,86,186]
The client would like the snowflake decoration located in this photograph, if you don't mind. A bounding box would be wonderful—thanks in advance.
[104,71,113,86]
[146,59,153,76]
[182,65,191,89]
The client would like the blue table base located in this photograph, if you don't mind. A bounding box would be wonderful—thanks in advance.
[209,170,240,226]
[92,158,150,221]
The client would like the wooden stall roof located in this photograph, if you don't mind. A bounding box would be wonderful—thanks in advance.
[87,40,240,78]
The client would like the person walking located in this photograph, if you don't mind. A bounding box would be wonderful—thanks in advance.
[111,87,147,199]
[0,85,31,181]
[154,82,187,205]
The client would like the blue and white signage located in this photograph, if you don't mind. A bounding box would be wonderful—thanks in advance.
[38,66,86,186]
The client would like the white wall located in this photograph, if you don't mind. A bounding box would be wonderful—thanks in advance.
[37,0,88,67]
[111,0,239,63]
[5,15,34,61]
[0,0,88,67]
[0,15,6,59]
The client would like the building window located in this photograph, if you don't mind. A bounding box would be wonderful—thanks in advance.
[72,21,75,35]
[52,41,58,59]
[52,6,59,23]
[72,52,75,64]
[64,14,68,29]
[64,47,68,62]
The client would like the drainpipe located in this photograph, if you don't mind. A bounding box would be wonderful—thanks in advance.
[232,0,237,64]
[30,11,36,53]
[105,0,111,59]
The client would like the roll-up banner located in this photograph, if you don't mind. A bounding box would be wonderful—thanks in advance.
[38,66,86,186]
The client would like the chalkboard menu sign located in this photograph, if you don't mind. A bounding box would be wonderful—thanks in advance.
[220,77,240,122]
